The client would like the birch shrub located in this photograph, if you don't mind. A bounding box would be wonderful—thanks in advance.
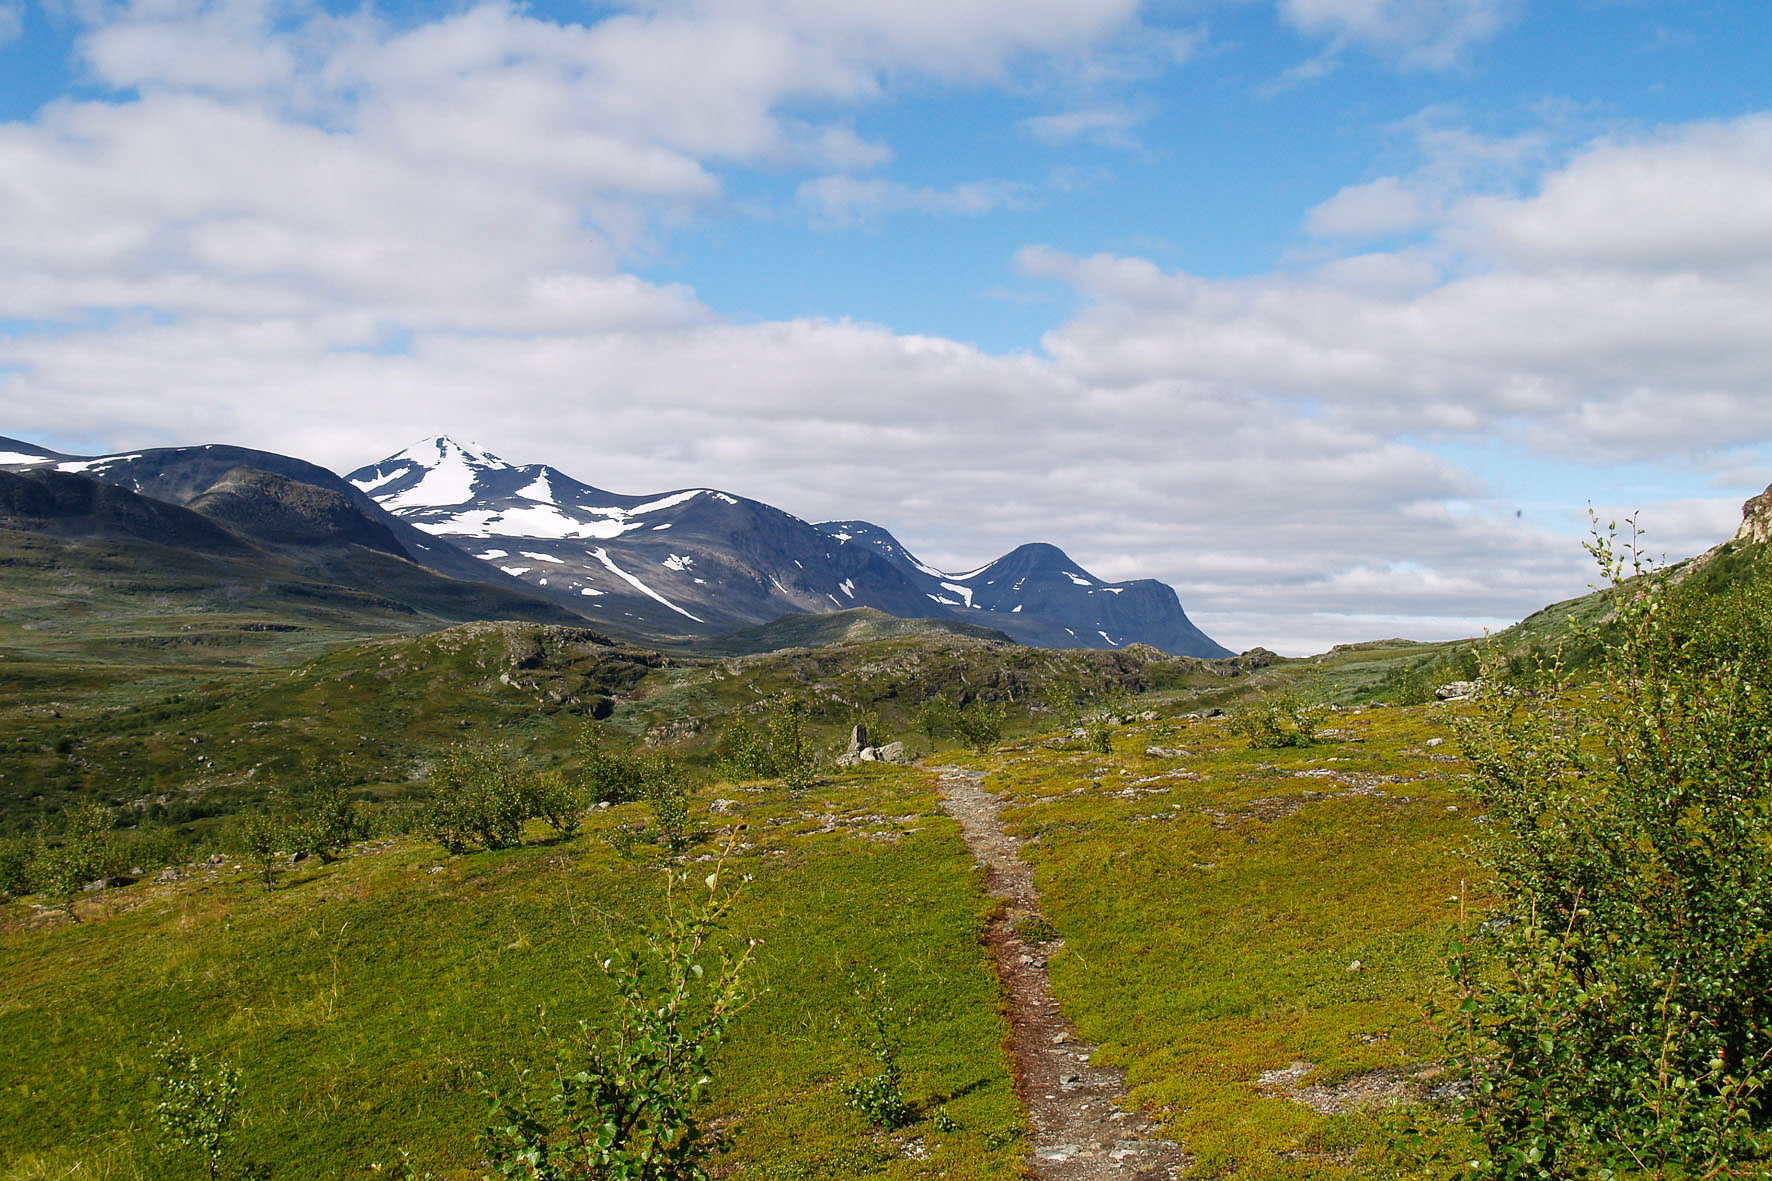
[1431,523,1772,1178]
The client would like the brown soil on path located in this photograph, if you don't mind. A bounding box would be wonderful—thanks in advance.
[931,765,1191,1181]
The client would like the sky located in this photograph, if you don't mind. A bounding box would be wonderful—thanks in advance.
[2,0,1771,654]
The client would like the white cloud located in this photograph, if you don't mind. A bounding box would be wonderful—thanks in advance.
[1021,106,1147,149]
[0,2,24,47]
[1027,112,1772,465]
[1306,176,1423,237]
[796,175,1038,226]
[1278,0,1524,68]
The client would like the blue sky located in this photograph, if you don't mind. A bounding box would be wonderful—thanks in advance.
[2,0,1771,652]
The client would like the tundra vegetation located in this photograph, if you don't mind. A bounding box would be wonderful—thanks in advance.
[2,530,1770,1177]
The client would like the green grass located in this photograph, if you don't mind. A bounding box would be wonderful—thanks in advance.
[0,765,1024,1179]
[978,705,1481,1177]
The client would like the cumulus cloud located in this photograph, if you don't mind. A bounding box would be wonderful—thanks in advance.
[1028,112,1772,466]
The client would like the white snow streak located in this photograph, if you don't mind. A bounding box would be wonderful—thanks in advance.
[350,468,403,494]
[939,581,977,608]
[589,547,703,622]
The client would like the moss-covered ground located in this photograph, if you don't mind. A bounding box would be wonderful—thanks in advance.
[2,695,1490,1180]
[1,763,1027,1179]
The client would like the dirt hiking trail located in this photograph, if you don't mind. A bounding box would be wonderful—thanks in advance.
[931,765,1192,1181]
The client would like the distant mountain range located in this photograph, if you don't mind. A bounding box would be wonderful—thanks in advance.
[0,433,1232,657]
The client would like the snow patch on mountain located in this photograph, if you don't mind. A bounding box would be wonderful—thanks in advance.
[939,581,977,608]
[421,504,638,541]
[516,471,556,503]
[352,468,403,494]
[590,547,702,622]
[57,454,142,473]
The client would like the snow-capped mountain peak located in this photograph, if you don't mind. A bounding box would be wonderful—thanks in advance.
[349,436,516,510]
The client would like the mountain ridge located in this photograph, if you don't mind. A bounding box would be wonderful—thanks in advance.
[347,435,1232,656]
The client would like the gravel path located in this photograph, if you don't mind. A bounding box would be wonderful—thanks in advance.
[931,765,1191,1181]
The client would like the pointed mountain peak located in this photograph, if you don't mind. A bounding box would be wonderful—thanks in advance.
[350,436,516,510]
[394,435,513,472]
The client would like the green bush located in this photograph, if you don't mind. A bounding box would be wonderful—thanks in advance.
[1424,521,1772,1178]
[479,855,753,1180]
[580,727,646,804]
[643,758,692,855]
[914,696,948,751]
[154,1032,243,1181]
[840,973,914,1130]
[531,769,584,840]
[289,779,361,864]
[426,746,531,854]
[716,698,813,789]
[1084,720,1113,754]
[1227,690,1320,748]
[764,698,814,790]
[0,834,32,900]
[238,807,285,889]
[34,800,118,918]
[949,698,1006,752]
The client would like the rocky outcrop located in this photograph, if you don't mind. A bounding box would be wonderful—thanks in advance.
[1735,483,1772,545]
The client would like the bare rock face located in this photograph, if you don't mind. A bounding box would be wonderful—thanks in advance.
[1736,484,1772,545]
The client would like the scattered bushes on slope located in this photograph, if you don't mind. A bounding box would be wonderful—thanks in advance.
[1423,521,1772,1178]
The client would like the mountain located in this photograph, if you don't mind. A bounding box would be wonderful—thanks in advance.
[817,522,1232,657]
[346,437,945,638]
[348,436,1231,657]
[0,437,525,590]
[0,467,250,554]
[0,466,588,630]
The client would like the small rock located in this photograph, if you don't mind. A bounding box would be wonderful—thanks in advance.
[1425,737,1445,748]
[709,798,739,814]
[1435,681,1478,701]
[1347,959,1364,972]
[427,866,444,875]
[83,878,106,893]
[1052,1032,1070,1044]
[858,746,879,762]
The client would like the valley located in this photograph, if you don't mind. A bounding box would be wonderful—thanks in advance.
[2,434,1768,1179]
